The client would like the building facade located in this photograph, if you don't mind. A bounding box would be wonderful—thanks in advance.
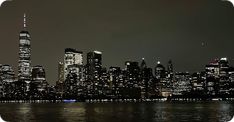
[64,48,83,80]
[18,14,31,84]
[0,64,15,98]
[31,65,47,90]
[86,51,102,81]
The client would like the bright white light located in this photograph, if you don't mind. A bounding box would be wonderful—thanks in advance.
[24,13,26,28]
[221,57,227,61]
[157,61,160,64]
[94,51,102,54]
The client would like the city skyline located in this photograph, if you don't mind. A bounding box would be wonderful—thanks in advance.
[0,1,234,122]
[0,6,233,102]
[0,0,234,84]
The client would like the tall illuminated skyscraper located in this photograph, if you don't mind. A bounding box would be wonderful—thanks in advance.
[18,14,31,85]
[86,51,102,80]
[64,48,83,79]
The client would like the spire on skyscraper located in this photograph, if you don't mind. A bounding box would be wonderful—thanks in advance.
[23,13,26,29]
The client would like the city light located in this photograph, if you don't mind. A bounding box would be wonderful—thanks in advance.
[0,14,233,102]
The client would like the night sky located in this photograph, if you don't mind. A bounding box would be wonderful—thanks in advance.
[0,0,234,85]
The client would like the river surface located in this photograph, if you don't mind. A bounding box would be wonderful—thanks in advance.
[0,101,233,122]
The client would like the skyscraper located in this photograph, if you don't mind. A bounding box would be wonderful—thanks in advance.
[63,48,84,98]
[125,61,140,88]
[218,58,230,96]
[58,62,64,84]
[56,62,65,99]
[64,48,83,80]
[85,51,102,97]
[0,65,15,83]
[31,65,47,91]
[155,61,166,79]
[205,59,220,96]
[167,60,173,80]
[139,59,153,98]
[140,58,147,70]
[191,72,206,96]
[173,72,191,96]
[18,14,31,92]
[0,64,15,98]
[86,51,102,80]
[123,61,141,98]
[109,67,121,87]
[155,61,172,97]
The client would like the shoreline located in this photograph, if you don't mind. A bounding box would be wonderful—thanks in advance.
[0,98,233,103]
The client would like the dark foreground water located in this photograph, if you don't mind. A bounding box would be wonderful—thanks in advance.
[0,102,233,122]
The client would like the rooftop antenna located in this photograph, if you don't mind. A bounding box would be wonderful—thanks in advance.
[23,13,26,29]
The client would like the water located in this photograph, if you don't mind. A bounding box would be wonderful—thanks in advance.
[0,102,233,122]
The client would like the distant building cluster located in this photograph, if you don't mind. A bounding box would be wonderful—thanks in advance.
[0,14,234,101]
[54,53,234,100]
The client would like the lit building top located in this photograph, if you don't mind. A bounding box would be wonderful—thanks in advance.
[94,50,102,54]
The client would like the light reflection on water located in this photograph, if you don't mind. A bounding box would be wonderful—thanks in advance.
[0,102,232,122]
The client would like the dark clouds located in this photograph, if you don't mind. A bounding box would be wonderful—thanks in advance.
[0,0,234,85]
